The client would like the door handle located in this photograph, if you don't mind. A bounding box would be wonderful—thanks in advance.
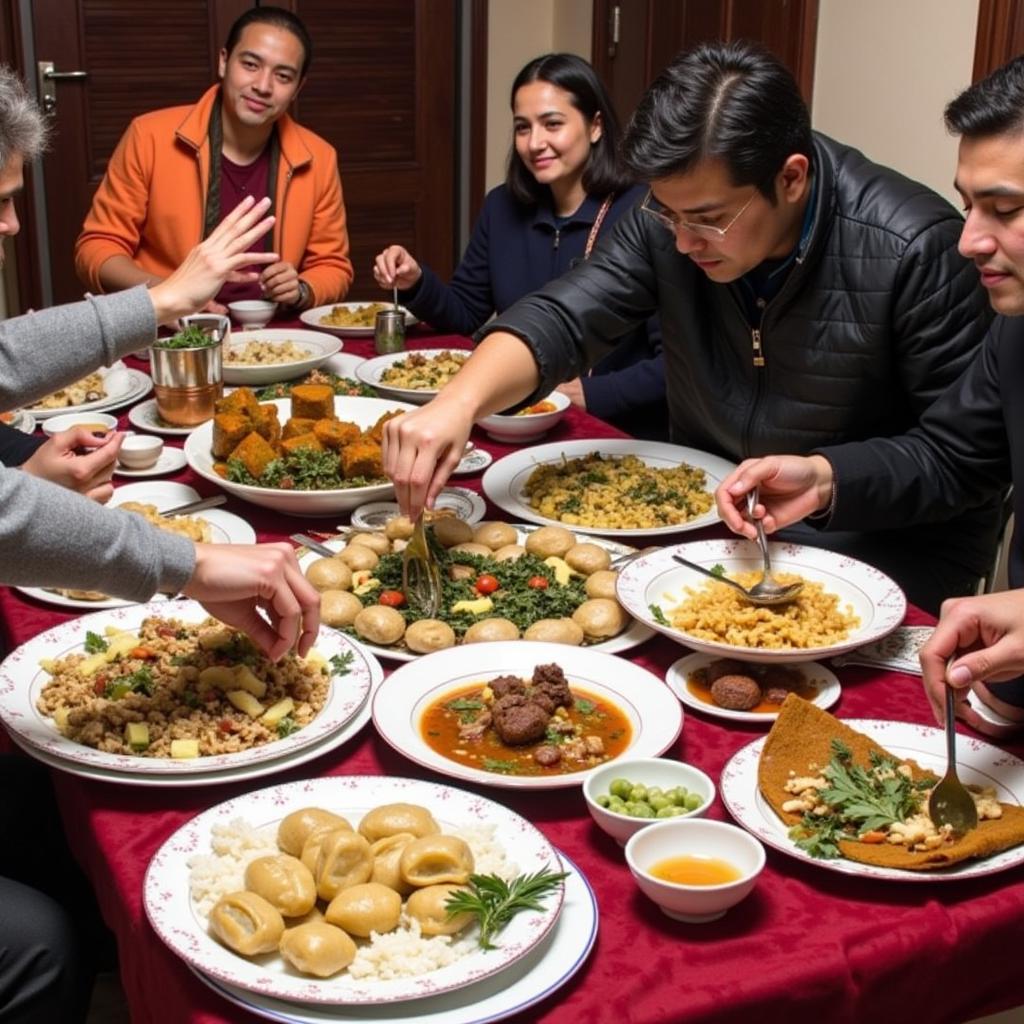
[37,61,88,115]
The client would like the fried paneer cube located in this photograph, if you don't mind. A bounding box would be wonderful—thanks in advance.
[215,386,261,419]
[280,432,324,455]
[229,432,278,480]
[313,418,361,450]
[254,404,281,445]
[212,412,252,459]
[282,417,317,440]
[340,438,383,479]
[290,384,335,421]
[366,409,405,443]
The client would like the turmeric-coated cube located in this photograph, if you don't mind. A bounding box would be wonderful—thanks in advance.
[228,432,278,480]
[215,387,261,419]
[290,384,334,421]
[313,418,361,450]
[212,412,252,459]
[280,432,324,455]
[340,438,384,479]
[254,404,281,445]
[282,417,317,440]
[366,409,405,443]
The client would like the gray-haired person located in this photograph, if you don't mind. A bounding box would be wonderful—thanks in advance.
[0,66,318,1022]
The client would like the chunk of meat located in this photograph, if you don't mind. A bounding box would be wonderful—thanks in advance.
[710,674,761,711]
[705,658,749,685]
[531,662,572,711]
[489,675,527,700]
[457,709,492,741]
[491,694,550,745]
[533,745,562,767]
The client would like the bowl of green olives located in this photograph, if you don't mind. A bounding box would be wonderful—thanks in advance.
[583,757,715,845]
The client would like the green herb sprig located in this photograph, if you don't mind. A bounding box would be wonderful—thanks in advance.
[154,324,220,349]
[84,631,108,654]
[444,868,569,950]
[329,652,354,676]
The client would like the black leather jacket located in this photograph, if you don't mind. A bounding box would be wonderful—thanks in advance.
[484,133,1000,609]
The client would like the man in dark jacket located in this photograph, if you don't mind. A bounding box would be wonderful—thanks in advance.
[716,54,1024,735]
[381,41,998,614]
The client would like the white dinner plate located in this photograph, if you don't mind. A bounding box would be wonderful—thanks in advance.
[185,395,416,516]
[665,653,841,724]
[128,398,200,436]
[481,439,736,537]
[14,483,256,610]
[301,302,418,337]
[187,848,597,1024]
[354,349,468,405]
[113,446,188,478]
[323,352,369,379]
[29,365,152,419]
[616,539,906,665]
[223,329,343,385]
[296,525,654,663]
[350,487,486,529]
[453,447,493,476]
[5,646,381,787]
[3,409,36,433]
[721,718,1024,881]
[0,599,376,777]
[144,776,565,1004]
[372,640,682,789]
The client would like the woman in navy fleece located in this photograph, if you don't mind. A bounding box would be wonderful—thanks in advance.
[373,53,666,440]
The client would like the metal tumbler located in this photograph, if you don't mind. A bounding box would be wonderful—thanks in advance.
[374,309,406,354]
[150,314,227,426]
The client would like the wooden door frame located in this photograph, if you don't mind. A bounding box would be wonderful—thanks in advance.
[973,0,1024,79]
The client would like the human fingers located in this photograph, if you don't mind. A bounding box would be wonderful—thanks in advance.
[715,460,763,538]
[199,599,283,658]
[259,261,294,287]
[85,481,115,504]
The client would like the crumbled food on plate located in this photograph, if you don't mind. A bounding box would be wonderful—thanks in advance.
[379,351,468,391]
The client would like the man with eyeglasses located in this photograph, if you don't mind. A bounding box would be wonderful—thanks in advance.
[381,40,998,614]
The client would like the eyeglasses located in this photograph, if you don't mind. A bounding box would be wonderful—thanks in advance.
[640,189,757,240]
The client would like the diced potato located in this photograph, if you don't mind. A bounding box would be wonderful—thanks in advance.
[103,626,127,636]
[544,556,578,586]
[106,633,141,660]
[38,658,58,674]
[451,596,494,615]
[77,652,108,677]
[198,665,237,689]
[305,650,326,670]
[124,722,150,752]
[170,739,200,759]
[198,627,234,650]
[52,707,69,733]
[226,690,265,718]
[261,697,295,727]
[351,570,381,596]
[233,665,268,698]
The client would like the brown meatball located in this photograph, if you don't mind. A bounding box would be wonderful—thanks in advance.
[710,674,762,711]
[491,695,550,745]
[705,658,749,685]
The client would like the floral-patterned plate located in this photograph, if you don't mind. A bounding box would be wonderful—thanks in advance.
[0,599,375,776]
[144,775,565,1004]
[720,718,1024,881]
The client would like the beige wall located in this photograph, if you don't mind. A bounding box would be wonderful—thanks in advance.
[812,0,979,207]
[485,0,592,189]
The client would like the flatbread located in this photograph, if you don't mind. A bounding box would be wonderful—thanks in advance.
[758,694,1024,870]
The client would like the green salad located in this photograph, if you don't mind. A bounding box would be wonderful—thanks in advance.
[153,324,221,349]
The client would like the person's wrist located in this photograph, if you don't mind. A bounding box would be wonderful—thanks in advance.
[807,455,836,518]
[294,279,311,310]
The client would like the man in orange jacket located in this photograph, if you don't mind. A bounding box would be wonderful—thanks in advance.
[75,6,353,314]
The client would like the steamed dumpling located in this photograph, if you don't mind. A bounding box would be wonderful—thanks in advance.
[278,808,352,857]
[209,891,284,956]
[310,830,374,901]
[325,882,402,937]
[244,854,317,918]
[369,833,417,895]
[278,921,356,977]
[358,803,440,843]
[405,884,474,936]
[400,834,474,887]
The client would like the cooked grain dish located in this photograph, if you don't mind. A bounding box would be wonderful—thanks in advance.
[226,339,311,365]
[668,572,859,649]
[320,302,390,328]
[524,452,713,529]
[36,616,331,757]
[379,351,467,390]
[35,372,106,409]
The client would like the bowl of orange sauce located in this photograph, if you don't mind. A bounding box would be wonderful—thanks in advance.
[625,818,765,923]
[478,390,570,443]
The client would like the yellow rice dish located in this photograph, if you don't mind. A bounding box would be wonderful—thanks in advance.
[524,452,713,529]
[379,350,468,390]
[668,571,859,649]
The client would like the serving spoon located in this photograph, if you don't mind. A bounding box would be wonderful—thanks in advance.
[928,684,979,836]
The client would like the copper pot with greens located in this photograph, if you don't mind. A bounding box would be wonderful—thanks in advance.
[150,316,227,426]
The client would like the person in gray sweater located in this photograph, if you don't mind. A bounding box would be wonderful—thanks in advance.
[0,65,320,1024]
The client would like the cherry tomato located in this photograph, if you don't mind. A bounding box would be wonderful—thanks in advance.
[475,574,500,595]
[379,590,406,607]
[218,718,236,734]
[93,674,108,696]
[527,575,549,589]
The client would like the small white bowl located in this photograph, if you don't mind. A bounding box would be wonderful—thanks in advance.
[228,300,277,328]
[117,433,165,470]
[625,819,766,923]
[583,757,715,846]
[41,411,119,438]
[478,390,570,443]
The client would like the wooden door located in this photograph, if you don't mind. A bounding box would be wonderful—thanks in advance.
[591,0,819,128]
[17,0,456,307]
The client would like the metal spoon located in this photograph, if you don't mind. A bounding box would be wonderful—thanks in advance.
[671,548,803,608]
[744,489,803,604]
[928,684,979,836]
[159,494,227,518]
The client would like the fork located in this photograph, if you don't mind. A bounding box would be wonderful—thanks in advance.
[928,684,979,836]
[402,514,442,617]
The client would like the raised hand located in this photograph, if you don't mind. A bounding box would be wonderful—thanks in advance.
[372,245,422,291]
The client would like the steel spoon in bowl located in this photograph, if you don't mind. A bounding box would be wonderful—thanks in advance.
[743,489,803,604]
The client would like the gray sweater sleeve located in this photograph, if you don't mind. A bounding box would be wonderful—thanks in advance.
[1,285,196,597]
[0,287,156,409]
[0,467,196,599]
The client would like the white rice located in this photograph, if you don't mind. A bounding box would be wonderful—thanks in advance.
[187,816,518,981]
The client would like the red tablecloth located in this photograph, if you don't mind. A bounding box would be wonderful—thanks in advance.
[4,332,1024,1024]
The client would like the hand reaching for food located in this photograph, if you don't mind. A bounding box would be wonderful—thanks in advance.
[20,426,123,503]
[373,245,422,291]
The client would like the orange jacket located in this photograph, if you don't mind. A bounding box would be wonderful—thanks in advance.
[75,85,353,306]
